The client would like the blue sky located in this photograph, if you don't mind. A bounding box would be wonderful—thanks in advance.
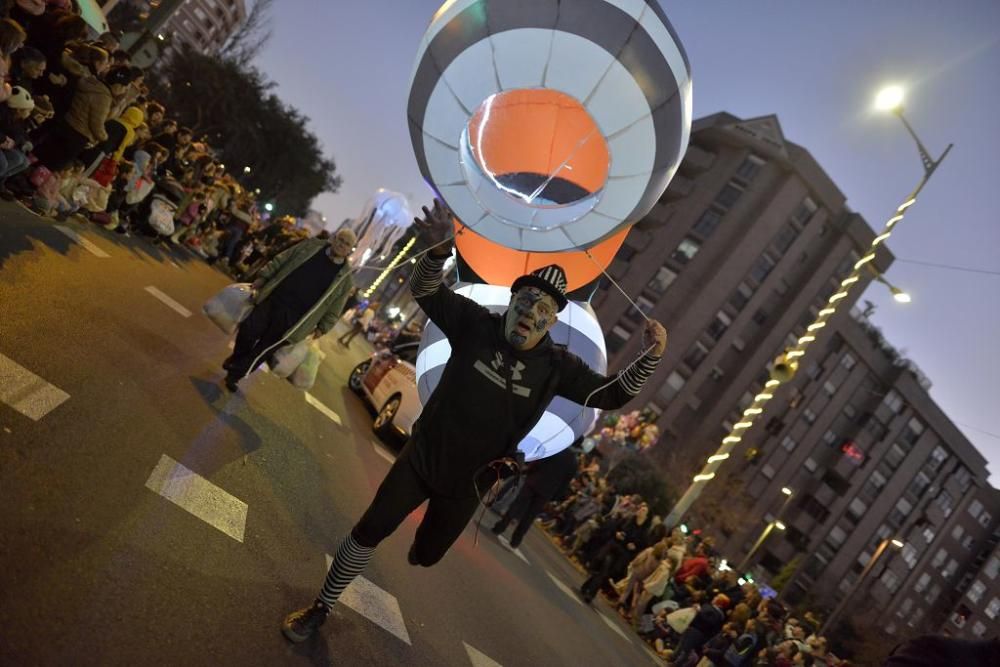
[257,0,1000,480]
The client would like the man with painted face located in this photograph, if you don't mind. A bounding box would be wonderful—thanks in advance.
[282,199,667,642]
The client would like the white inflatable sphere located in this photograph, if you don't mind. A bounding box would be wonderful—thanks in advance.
[415,284,607,461]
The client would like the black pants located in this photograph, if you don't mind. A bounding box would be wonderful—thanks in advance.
[581,541,628,600]
[494,485,548,547]
[338,322,365,345]
[226,298,295,379]
[353,442,480,567]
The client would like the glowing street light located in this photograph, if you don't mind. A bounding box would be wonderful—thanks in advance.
[264,203,274,212]
[874,85,904,112]
[891,538,905,549]
[822,538,905,633]
[781,487,793,496]
[243,166,252,174]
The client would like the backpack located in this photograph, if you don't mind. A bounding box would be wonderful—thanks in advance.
[723,632,758,667]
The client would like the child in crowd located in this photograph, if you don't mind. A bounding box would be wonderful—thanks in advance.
[0,84,34,197]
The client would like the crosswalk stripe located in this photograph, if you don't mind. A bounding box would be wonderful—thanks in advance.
[305,392,341,424]
[496,535,530,565]
[54,225,110,258]
[145,454,248,542]
[144,286,192,318]
[324,555,411,645]
[599,612,633,644]
[545,570,582,605]
[0,353,70,421]
[463,641,504,667]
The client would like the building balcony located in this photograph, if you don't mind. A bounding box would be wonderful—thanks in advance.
[680,145,716,174]
[664,173,694,200]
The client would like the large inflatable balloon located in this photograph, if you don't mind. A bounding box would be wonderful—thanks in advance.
[347,189,414,263]
[415,284,607,461]
[407,0,692,253]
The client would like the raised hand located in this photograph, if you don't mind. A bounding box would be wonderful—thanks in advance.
[412,198,454,256]
[643,320,668,357]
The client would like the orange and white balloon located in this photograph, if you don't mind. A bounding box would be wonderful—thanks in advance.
[407,0,692,253]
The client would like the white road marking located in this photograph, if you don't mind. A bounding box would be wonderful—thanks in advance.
[54,225,110,258]
[546,570,582,605]
[0,353,70,421]
[372,442,394,463]
[599,612,633,644]
[145,454,248,542]
[464,641,504,667]
[305,393,341,424]
[144,286,192,318]
[324,555,410,645]
[496,535,530,565]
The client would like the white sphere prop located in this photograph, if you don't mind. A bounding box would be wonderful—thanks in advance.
[415,284,607,461]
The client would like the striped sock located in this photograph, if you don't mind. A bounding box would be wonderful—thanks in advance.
[317,532,375,610]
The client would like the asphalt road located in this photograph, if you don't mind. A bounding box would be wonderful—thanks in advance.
[0,203,659,667]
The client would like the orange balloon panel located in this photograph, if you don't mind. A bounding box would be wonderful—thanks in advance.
[466,89,610,198]
[455,221,629,293]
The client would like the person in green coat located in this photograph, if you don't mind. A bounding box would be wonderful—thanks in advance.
[223,228,357,391]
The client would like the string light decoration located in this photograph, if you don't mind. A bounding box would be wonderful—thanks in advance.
[664,87,953,528]
[363,238,417,298]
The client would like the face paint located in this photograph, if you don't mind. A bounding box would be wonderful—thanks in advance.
[504,287,557,350]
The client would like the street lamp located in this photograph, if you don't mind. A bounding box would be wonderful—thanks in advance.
[243,166,252,174]
[737,487,795,572]
[874,85,904,112]
[662,87,952,530]
[820,538,904,634]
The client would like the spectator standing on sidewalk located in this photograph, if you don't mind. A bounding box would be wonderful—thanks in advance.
[222,228,357,391]
[492,444,578,548]
[338,301,376,347]
[281,198,667,643]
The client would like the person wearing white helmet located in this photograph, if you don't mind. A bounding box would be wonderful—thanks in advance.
[0,84,34,199]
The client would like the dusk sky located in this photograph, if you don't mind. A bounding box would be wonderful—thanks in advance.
[256,1,1000,480]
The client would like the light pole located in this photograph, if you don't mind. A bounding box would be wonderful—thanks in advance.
[737,487,794,572]
[663,86,952,530]
[820,538,904,635]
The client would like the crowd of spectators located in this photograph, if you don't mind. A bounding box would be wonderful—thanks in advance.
[0,0,311,277]
[537,449,848,666]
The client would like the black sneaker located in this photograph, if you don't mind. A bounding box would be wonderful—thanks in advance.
[281,602,329,643]
[223,375,240,392]
[491,521,507,535]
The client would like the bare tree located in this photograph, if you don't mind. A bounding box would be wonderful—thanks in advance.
[220,0,275,65]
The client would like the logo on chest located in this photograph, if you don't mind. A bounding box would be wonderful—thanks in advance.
[473,352,531,397]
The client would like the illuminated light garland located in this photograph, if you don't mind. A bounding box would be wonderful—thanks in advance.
[364,238,417,298]
[693,473,716,482]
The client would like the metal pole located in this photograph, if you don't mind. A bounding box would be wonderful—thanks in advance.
[663,112,952,531]
[738,522,775,573]
[820,539,890,635]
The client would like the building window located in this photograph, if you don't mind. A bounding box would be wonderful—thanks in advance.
[772,222,798,255]
[885,443,908,470]
[791,196,818,225]
[902,417,925,445]
[781,436,797,451]
[751,308,769,326]
[952,525,965,541]
[735,154,766,181]
[706,310,733,341]
[823,381,837,396]
[908,607,925,629]
[801,495,830,522]
[803,409,817,424]
[728,282,755,311]
[930,548,948,568]
[762,464,776,480]
[962,535,975,550]
[682,341,710,371]
[822,429,838,445]
[914,573,931,593]
[985,597,1000,620]
[985,556,999,580]
[658,371,687,403]
[607,324,633,355]
[888,497,913,528]
[921,526,935,544]
[927,445,949,471]
[804,457,818,473]
[692,208,724,237]
[937,490,955,517]
[883,389,905,414]
[881,569,901,593]
[942,558,959,579]
[906,472,932,503]
[847,497,867,522]
[901,543,918,569]
[953,466,973,493]
[671,238,701,264]
[646,265,678,295]
[840,353,857,371]
[896,597,914,618]
[925,583,941,605]
[748,253,777,284]
[625,295,656,324]
[968,499,984,520]
[967,579,986,604]
[972,621,987,638]
[714,182,744,209]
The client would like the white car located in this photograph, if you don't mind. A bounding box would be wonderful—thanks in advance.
[347,342,421,444]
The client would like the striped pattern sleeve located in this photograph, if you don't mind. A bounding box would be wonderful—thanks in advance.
[410,253,447,298]
[616,352,661,396]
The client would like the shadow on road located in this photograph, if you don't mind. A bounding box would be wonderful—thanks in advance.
[0,204,73,270]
